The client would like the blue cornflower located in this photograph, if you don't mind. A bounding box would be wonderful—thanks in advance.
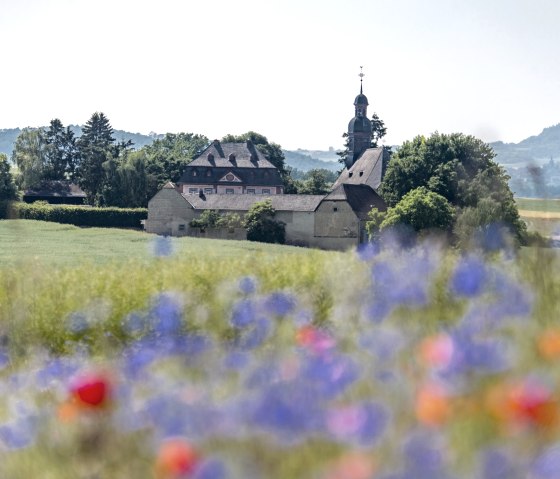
[263,292,296,316]
[193,459,227,479]
[531,444,560,479]
[239,276,258,295]
[301,353,360,399]
[479,447,517,479]
[153,235,173,257]
[356,241,381,261]
[326,401,389,446]
[230,299,256,328]
[449,255,487,298]
[0,417,37,450]
[150,293,184,336]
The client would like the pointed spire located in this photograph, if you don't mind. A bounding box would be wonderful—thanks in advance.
[359,66,365,94]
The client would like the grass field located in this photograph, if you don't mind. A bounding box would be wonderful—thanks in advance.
[516,197,560,214]
[0,220,319,266]
[3,219,560,478]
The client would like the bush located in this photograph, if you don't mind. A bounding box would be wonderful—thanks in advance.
[243,199,286,244]
[2,201,147,228]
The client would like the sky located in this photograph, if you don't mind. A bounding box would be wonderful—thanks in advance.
[1,0,560,150]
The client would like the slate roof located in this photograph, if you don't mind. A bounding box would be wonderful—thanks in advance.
[184,194,325,212]
[179,140,283,187]
[332,147,390,191]
[324,184,387,219]
[24,181,86,198]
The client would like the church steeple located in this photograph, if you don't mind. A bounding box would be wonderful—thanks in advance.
[346,67,373,168]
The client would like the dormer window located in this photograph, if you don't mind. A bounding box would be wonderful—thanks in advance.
[359,171,364,177]
[207,153,214,161]
[193,171,197,177]
[348,172,353,177]
[228,153,236,161]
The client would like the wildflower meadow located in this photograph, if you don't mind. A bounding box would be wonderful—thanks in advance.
[1,220,560,478]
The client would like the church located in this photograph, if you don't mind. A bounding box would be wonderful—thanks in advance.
[144,78,388,250]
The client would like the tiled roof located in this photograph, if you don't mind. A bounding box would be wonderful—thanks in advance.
[332,147,389,191]
[184,194,325,212]
[325,184,386,219]
[179,140,283,186]
[188,140,276,169]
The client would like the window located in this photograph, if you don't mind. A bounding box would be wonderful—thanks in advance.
[359,171,364,177]
[262,189,270,195]
[226,188,234,194]
[204,188,213,194]
[225,173,235,181]
[178,224,186,231]
[348,172,353,177]
[333,207,338,212]
[193,171,197,177]
[189,188,198,194]
[206,170,212,177]
[247,188,255,194]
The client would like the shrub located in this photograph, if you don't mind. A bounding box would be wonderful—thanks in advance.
[3,201,147,228]
[243,199,285,244]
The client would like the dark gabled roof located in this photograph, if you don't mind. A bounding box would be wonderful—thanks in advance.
[324,184,386,219]
[188,140,276,169]
[179,140,283,186]
[332,147,389,191]
[180,166,283,187]
[184,194,324,212]
[23,181,86,198]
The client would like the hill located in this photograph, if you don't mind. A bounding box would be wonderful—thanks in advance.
[0,126,162,157]
[490,123,560,165]
[283,149,340,173]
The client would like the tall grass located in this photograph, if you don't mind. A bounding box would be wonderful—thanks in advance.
[2,220,560,478]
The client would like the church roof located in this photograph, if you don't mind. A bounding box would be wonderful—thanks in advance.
[184,194,324,212]
[325,184,386,219]
[332,147,390,191]
[348,116,372,134]
[354,93,369,105]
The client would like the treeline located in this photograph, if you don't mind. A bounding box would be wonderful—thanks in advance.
[0,114,334,208]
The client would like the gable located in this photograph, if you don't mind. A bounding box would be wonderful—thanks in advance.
[218,171,242,183]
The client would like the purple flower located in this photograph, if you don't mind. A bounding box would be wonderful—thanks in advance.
[479,447,517,479]
[0,417,37,450]
[236,317,272,350]
[153,235,173,257]
[223,351,251,370]
[301,353,360,399]
[449,255,487,298]
[239,276,258,295]
[193,459,227,479]
[356,241,381,261]
[326,401,388,446]
[150,293,184,335]
[251,382,324,440]
[230,299,256,328]
[531,444,560,479]
[263,292,296,316]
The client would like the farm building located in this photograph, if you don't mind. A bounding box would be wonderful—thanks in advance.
[144,81,389,250]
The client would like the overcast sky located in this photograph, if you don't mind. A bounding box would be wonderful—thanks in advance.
[1,0,559,150]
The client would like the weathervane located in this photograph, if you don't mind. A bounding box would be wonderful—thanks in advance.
[359,66,365,94]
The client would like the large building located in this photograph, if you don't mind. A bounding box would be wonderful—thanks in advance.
[144,78,388,250]
[177,139,284,196]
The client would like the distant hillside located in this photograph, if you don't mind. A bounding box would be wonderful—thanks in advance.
[283,149,340,172]
[491,123,560,165]
[0,126,162,157]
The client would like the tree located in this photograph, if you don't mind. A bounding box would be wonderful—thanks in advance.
[380,187,455,232]
[221,131,292,190]
[11,128,47,189]
[44,119,79,181]
[297,169,331,195]
[143,132,209,193]
[337,112,388,166]
[76,112,132,205]
[243,199,285,244]
[379,132,526,244]
[0,153,18,201]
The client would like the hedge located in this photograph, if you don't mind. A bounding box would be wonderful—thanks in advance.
[0,201,147,228]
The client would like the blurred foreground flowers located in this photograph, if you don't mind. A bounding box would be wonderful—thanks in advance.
[2,239,560,478]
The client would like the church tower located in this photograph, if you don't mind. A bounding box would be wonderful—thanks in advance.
[345,68,373,168]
